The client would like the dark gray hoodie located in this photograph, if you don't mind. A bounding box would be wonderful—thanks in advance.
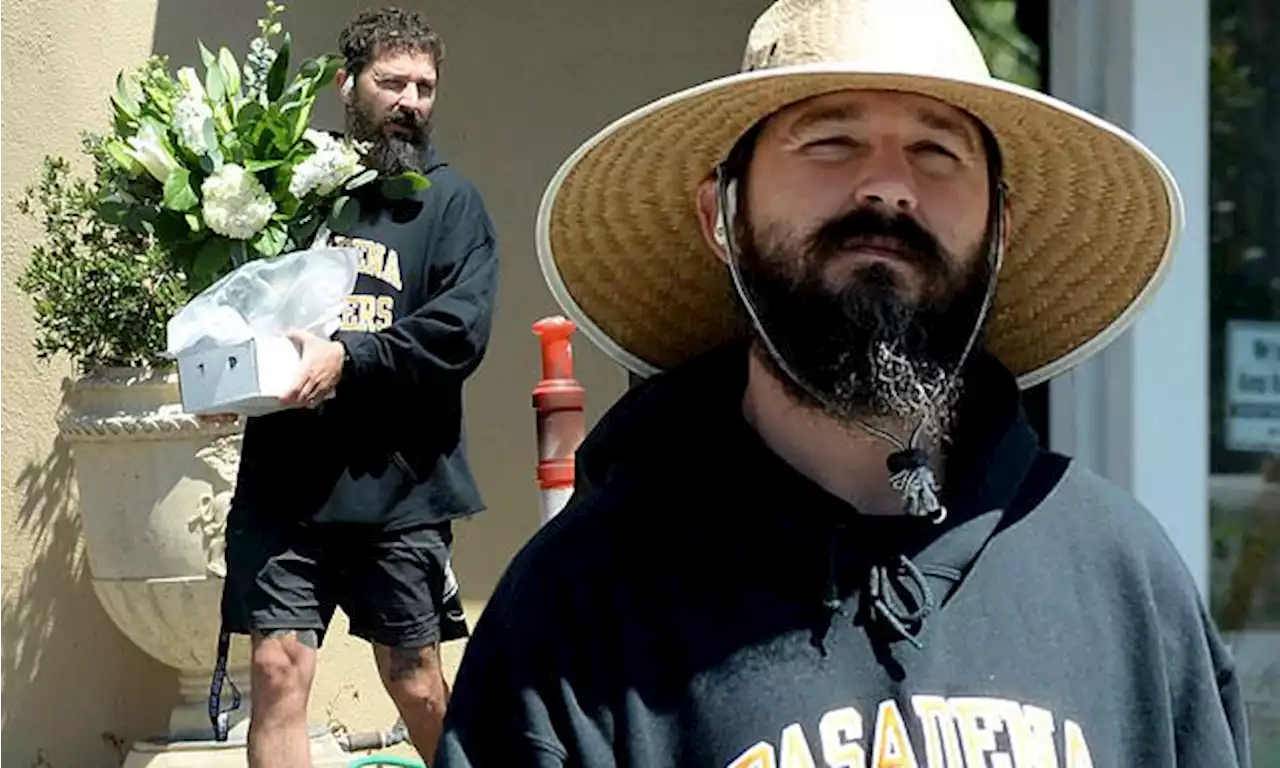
[437,341,1249,767]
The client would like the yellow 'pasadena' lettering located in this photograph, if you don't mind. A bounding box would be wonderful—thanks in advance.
[1064,720,1094,768]
[724,696,1096,768]
[330,234,404,291]
[779,723,818,768]
[913,695,965,768]
[818,707,865,768]
[951,697,1015,768]
[727,742,776,768]
[1006,703,1057,768]
[871,701,919,768]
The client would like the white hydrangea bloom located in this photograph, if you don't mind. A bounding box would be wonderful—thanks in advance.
[288,129,365,199]
[201,163,276,240]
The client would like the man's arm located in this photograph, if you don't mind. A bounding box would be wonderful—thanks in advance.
[340,187,500,399]
[1211,662,1252,767]
[1165,587,1253,766]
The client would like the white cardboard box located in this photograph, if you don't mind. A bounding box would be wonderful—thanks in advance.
[176,335,301,416]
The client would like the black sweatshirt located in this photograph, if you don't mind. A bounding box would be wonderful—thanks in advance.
[437,342,1250,767]
[231,144,498,529]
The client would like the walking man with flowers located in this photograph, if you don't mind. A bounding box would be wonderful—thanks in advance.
[217,7,498,766]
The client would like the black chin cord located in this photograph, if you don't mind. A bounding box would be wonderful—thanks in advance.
[716,164,1007,524]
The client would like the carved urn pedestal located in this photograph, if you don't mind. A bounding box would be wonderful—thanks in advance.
[60,368,347,767]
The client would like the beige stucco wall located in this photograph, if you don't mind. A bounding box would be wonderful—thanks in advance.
[2,0,770,764]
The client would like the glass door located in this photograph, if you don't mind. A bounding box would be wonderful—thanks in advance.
[1209,0,1280,761]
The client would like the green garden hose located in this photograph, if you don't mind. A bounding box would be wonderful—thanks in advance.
[345,756,427,768]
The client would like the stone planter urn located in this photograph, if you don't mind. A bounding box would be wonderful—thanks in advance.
[60,367,346,767]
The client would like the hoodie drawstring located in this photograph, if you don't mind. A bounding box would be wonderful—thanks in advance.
[866,554,935,649]
[812,527,938,654]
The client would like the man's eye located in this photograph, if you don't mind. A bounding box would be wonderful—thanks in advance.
[806,137,856,149]
[915,142,959,159]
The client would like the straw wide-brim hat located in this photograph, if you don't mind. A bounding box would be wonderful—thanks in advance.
[536,0,1184,388]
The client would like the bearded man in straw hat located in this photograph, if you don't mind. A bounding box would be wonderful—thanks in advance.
[437,1,1251,765]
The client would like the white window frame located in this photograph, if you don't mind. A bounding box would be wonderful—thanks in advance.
[1048,0,1211,594]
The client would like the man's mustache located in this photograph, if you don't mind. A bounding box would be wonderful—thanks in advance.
[807,206,947,273]
[385,107,428,138]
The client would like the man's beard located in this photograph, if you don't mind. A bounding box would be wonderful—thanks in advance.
[345,94,431,176]
[735,203,993,438]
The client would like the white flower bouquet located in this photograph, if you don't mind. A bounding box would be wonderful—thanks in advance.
[97,1,427,292]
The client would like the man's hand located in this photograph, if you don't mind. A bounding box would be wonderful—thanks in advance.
[280,328,346,408]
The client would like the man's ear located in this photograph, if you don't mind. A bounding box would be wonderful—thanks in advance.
[696,176,731,265]
[336,68,354,103]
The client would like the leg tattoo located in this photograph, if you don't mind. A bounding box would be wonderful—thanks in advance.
[387,644,428,682]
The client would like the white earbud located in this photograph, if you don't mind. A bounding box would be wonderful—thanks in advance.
[341,77,355,96]
[713,178,738,250]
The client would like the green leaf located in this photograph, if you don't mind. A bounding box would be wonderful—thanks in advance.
[273,193,300,220]
[344,168,378,191]
[308,54,343,89]
[193,236,234,285]
[327,194,360,232]
[169,240,203,274]
[113,108,136,136]
[289,214,323,247]
[205,61,227,104]
[298,57,321,79]
[98,199,131,225]
[380,172,432,199]
[218,47,242,98]
[251,105,291,156]
[220,133,242,162]
[283,100,313,145]
[266,32,292,102]
[104,139,143,174]
[139,115,170,138]
[201,118,224,167]
[162,167,199,212]
[112,71,141,119]
[236,101,267,132]
[185,213,203,232]
[199,40,217,71]
[153,210,193,241]
[284,54,342,106]
[244,158,284,172]
[252,223,288,257]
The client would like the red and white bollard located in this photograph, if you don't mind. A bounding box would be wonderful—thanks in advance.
[532,316,586,524]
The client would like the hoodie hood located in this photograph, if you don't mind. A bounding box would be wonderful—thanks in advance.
[574,340,1040,504]
[568,340,1051,652]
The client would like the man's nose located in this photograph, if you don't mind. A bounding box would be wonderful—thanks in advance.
[853,153,918,213]
[395,84,428,112]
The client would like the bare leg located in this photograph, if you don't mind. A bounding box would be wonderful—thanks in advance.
[248,629,319,768]
[374,642,448,760]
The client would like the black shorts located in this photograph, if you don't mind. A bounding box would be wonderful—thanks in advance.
[221,513,469,649]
